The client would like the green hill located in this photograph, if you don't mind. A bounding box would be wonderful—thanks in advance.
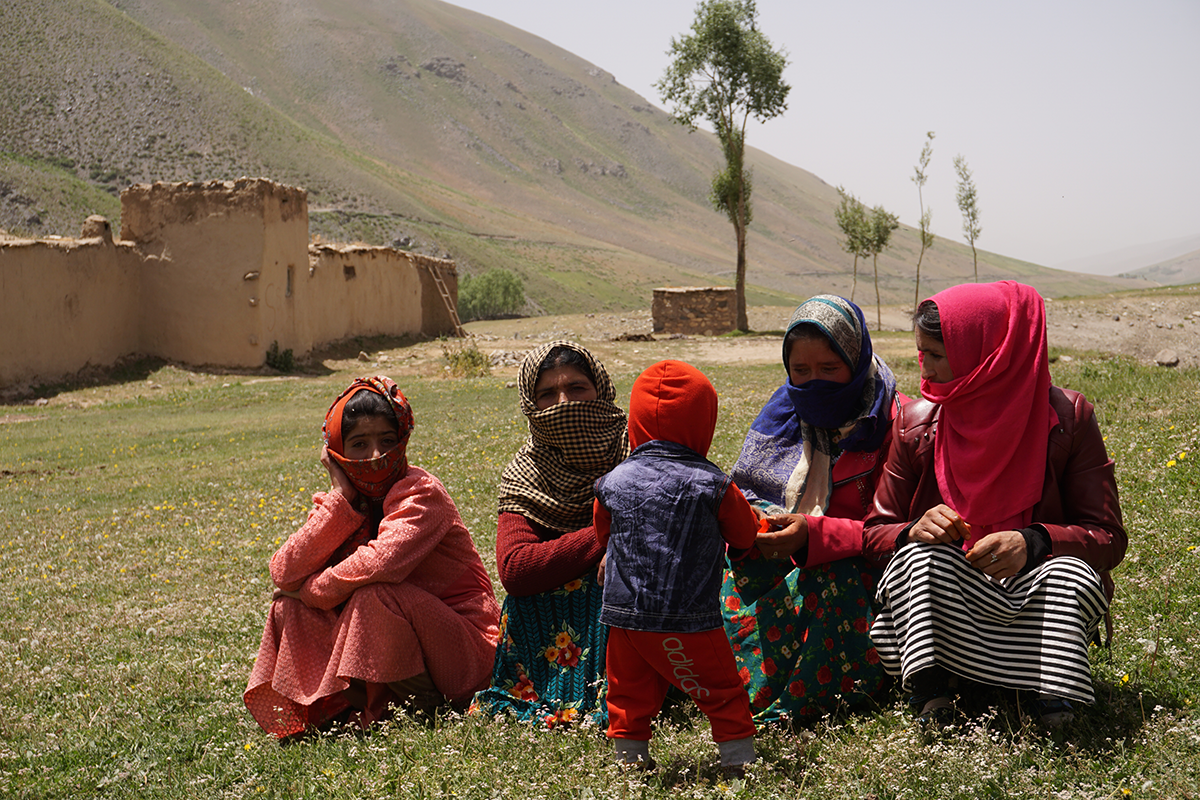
[0,0,1145,312]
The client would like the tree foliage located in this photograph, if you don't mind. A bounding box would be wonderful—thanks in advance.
[657,0,789,332]
[456,268,525,322]
[912,131,935,311]
[710,128,751,226]
[954,154,983,282]
[834,187,871,303]
[866,205,899,331]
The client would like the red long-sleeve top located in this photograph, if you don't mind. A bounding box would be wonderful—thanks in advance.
[495,512,605,597]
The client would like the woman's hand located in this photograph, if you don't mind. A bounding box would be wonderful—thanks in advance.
[908,504,971,545]
[272,588,303,602]
[755,513,809,560]
[966,531,1028,580]
[320,445,359,504]
[596,552,607,587]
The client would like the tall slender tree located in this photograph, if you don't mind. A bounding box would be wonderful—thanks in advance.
[912,131,935,311]
[834,187,870,302]
[866,205,899,331]
[954,154,983,282]
[657,0,790,331]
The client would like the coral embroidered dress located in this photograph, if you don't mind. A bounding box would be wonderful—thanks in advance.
[244,378,499,736]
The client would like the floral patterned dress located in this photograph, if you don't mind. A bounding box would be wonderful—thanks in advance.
[722,549,885,724]
[472,569,608,728]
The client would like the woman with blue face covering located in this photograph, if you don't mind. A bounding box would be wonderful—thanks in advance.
[722,295,908,724]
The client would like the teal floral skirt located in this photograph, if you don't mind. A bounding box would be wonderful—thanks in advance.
[722,549,887,724]
[472,569,608,729]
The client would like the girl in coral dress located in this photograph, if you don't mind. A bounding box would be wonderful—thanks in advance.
[244,377,499,737]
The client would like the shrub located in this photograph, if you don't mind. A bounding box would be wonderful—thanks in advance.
[265,340,295,372]
[457,268,524,321]
[441,338,491,378]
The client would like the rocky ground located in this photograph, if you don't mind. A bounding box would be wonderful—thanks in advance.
[334,287,1200,380]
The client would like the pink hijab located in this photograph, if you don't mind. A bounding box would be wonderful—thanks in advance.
[920,281,1058,543]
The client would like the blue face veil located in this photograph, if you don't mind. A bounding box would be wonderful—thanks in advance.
[731,295,898,514]
[782,296,895,451]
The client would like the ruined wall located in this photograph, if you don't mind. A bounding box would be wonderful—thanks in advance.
[413,253,459,337]
[304,245,423,347]
[652,287,737,336]
[122,179,309,368]
[0,179,459,389]
[0,235,142,387]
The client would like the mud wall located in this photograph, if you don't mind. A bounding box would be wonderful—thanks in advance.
[0,178,458,389]
[413,253,459,337]
[0,237,142,387]
[303,245,423,348]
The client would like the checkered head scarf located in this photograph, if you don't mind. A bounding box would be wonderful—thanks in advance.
[499,341,628,532]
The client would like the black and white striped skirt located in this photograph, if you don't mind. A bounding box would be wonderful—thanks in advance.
[870,543,1108,703]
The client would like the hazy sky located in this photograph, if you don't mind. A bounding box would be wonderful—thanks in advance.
[446,0,1199,269]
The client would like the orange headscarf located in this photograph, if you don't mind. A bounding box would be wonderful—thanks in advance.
[322,377,415,500]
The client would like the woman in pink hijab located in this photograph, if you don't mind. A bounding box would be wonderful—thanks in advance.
[864,281,1125,728]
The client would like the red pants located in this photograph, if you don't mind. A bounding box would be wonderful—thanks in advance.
[606,627,755,743]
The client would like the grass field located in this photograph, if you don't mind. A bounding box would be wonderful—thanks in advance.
[1,343,1197,798]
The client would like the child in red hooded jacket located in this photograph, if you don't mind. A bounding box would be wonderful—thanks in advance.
[593,360,759,771]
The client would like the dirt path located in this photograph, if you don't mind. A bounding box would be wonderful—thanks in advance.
[339,290,1200,380]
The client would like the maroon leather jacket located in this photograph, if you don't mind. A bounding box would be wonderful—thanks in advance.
[863,387,1126,596]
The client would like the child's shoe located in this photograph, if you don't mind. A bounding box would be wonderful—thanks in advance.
[717,736,755,775]
[613,738,657,771]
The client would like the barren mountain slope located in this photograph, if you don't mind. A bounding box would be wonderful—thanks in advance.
[1,0,1148,311]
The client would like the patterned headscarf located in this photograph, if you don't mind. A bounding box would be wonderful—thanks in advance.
[322,376,415,500]
[499,341,628,532]
[732,295,898,516]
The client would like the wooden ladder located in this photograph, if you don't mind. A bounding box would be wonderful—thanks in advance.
[429,264,466,337]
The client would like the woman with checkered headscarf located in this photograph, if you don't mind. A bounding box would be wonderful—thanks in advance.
[722,296,907,725]
[473,341,628,728]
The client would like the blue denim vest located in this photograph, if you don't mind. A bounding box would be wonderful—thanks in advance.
[595,440,733,633]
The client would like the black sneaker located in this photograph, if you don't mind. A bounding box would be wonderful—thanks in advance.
[1035,696,1074,728]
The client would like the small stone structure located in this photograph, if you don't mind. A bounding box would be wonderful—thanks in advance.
[652,287,737,336]
[0,178,459,389]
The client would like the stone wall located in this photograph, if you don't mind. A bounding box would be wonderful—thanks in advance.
[0,178,459,389]
[651,287,737,336]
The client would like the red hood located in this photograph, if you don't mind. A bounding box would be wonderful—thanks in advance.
[628,360,717,456]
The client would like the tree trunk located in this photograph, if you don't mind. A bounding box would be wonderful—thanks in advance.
[735,175,749,332]
[735,222,748,332]
[873,254,881,331]
[851,254,859,303]
[972,244,979,282]
[914,248,924,315]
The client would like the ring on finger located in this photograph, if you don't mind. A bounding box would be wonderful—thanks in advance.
[989,552,999,564]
